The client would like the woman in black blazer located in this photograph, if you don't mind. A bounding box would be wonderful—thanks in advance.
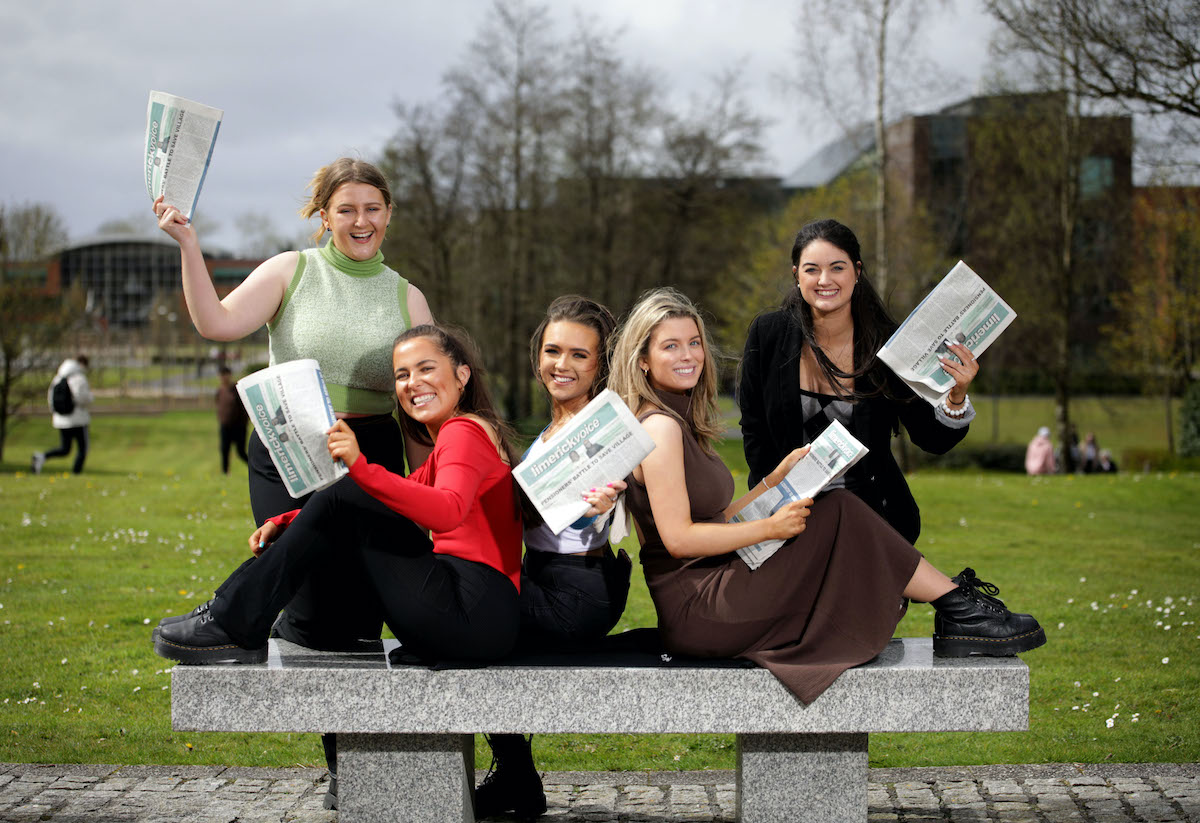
[738,219,978,545]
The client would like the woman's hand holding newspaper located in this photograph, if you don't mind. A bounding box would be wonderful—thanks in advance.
[581,480,627,518]
[937,341,979,404]
[326,420,361,467]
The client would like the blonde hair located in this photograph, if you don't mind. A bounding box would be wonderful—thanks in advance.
[610,287,723,453]
[299,157,393,244]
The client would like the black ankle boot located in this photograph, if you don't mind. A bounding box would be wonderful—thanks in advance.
[474,734,546,821]
[153,610,267,665]
[951,568,1006,609]
[932,574,1046,658]
[157,599,215,628]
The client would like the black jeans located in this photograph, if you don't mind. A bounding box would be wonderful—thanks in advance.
[518,546,632,649]
[215,414,407,649]
[43,426,88,474]
[218,421,248,474]
[210,475,520,662]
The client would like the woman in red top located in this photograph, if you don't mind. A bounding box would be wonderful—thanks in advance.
[154,324,527,666]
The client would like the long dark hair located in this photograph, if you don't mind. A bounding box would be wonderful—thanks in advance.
[393,324,541,526]
[529,295,617,400]
[783,218,900,400]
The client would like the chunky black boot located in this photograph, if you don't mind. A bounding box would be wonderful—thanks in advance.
[153,611,267,665]
[932,574,1046,658]
[474,734,546,821]
[951,569,1006,609]
[157,599,215,628]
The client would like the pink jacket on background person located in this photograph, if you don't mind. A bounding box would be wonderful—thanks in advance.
[1025,427,1056,475]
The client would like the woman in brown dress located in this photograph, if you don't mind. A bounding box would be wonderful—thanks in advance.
[609,287,1044,703]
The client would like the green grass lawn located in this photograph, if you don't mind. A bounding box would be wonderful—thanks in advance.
[1,405,1197,771]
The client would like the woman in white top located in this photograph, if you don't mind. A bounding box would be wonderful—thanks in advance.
[475,295,629,822]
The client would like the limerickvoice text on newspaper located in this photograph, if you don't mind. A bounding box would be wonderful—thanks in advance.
[513,389,655,535]
[237,360,347,499]
[731,419,868,570]
[877,261,1016,407]
[144,91,222,221]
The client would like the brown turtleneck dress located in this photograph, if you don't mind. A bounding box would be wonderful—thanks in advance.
[625,391,923,704]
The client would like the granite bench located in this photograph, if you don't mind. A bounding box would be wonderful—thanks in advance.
[170,636,1029,823]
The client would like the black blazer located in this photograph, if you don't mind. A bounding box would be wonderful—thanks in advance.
[737,310,968,545]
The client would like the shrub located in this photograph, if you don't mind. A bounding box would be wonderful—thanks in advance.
[1181,381,1200,458]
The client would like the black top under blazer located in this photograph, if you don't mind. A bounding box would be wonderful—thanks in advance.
[737,309,969,545]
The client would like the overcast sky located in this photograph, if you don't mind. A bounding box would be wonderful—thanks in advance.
[1,0,997,255]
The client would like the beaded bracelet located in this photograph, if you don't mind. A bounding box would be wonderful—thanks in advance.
[940,393,971,419]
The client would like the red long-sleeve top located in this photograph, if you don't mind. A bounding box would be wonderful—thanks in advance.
[268,416,523,590]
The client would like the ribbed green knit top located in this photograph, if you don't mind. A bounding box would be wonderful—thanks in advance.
[268,242,412,415]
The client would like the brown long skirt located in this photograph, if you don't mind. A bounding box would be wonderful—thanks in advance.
[648,490,922,704]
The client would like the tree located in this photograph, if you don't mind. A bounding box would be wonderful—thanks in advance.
[380,99,475,327]
[652,67,766,298]
[968,87,1131,471]
[556,13,659,308]
[1,201,67,261]
[0,203,79,462]
[985,0,1200,121]
[442,0,566,420]
[785,0,953,296]
[1106,187,1200,453]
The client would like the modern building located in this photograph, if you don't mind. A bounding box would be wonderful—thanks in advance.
[2,234,264,330]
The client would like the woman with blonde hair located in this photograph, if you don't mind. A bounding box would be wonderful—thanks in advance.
[155,157,432,647]
[155,157,432,806]
[610,287,1043,703]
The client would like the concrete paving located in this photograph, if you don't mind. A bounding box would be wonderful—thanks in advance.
[1,761,1197,821]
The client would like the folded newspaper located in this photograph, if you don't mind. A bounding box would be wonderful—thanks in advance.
[144,90,222,221]
[732,419,868,570]
[877,261,1016,406]
[514,389,655,535]
[237,360,347,499]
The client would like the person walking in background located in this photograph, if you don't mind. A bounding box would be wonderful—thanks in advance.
[1025,426,1057,475]
[215,366,248,474]
[32,355,93,475]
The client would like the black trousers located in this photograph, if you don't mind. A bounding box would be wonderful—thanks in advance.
[210,475,520,662]
[218,421,248,474]
[43,426,88,474]
[518,547,631,649]
[215,414,407,649]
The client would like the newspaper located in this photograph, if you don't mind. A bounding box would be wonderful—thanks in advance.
[732,419,868,570]
[144,91,222,221]
[237,360,347,499]
[877,260,1016,406]
[514,389,655,535]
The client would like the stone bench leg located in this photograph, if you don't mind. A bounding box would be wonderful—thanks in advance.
[339,732,476,823]
[737,732,868,823]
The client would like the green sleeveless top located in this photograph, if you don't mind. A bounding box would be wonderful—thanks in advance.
[268,242,413,414]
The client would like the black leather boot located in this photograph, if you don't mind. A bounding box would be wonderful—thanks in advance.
[474,734,546,821]
[932,574,1046,658]
[951,568,1006,609]
[157,599,215,628]
[152,610,267,665]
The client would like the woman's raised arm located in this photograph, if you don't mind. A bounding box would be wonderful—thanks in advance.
[155,196,294,340]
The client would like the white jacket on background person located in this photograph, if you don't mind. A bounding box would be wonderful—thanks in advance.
[48,358,93,429]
